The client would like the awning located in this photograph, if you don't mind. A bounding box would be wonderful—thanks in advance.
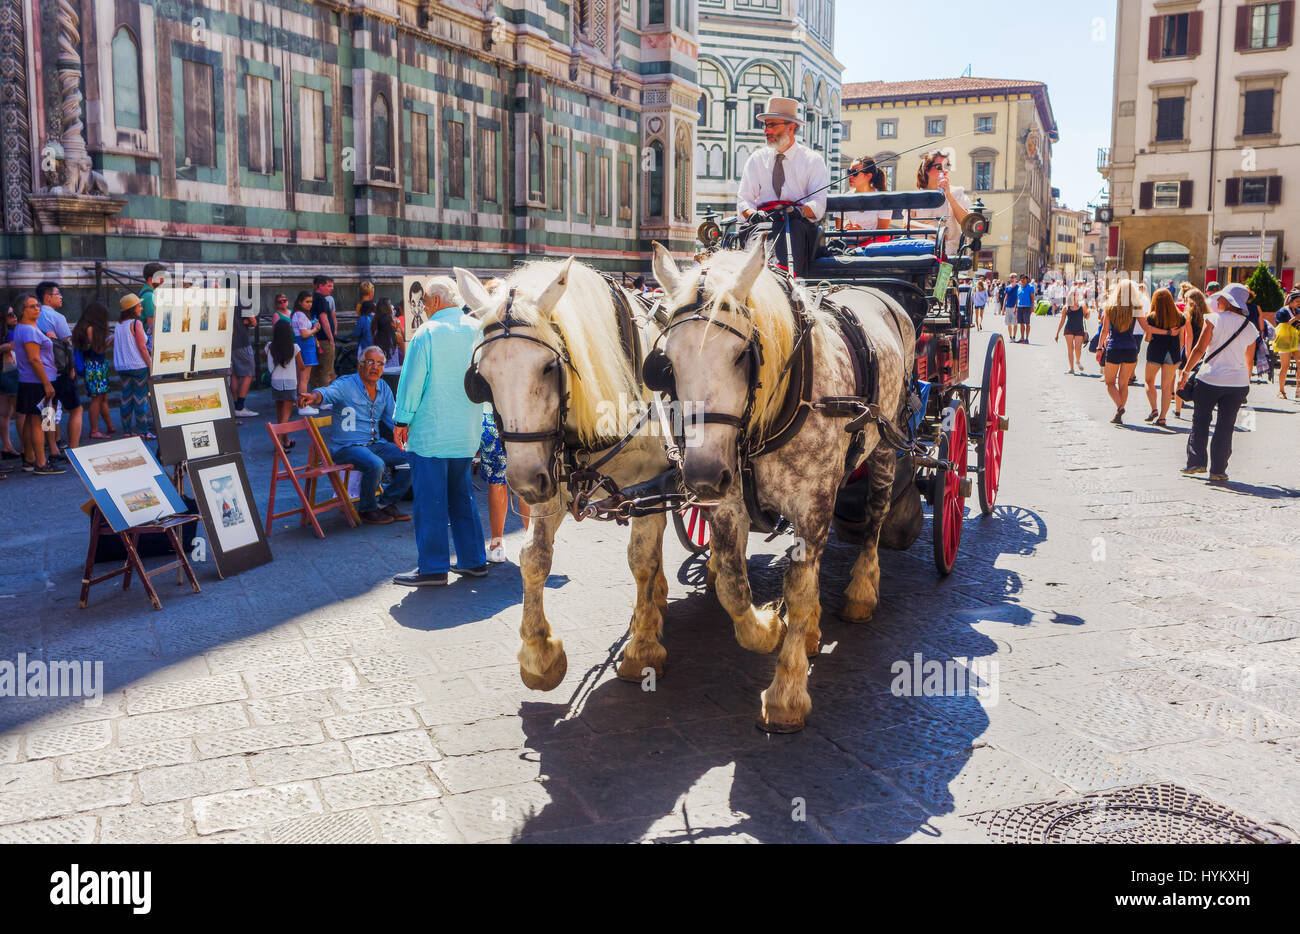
[1219,236,1277,265]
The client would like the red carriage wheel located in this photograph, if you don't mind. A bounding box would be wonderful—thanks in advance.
[977,335,1007,516]
[931,400,968,576]
[673,504,712,555]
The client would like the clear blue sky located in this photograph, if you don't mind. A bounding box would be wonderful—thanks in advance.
[834,0,1116,211]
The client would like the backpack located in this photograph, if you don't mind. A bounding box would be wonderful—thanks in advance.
[51,337,75,378]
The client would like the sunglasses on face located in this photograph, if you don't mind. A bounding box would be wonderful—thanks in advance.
[359,359,384,367]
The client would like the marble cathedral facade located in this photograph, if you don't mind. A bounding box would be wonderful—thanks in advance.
[0,0,702,299]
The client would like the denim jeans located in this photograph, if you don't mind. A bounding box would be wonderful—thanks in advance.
[410,454,485,574]
[333,440,411,512]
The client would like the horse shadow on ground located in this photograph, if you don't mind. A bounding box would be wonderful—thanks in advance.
[509,504,1057,843]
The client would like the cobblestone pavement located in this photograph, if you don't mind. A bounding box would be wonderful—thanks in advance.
[2,327,1298,843]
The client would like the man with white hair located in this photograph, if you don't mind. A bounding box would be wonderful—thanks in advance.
[299,345,411,524]
[392,276,487,586]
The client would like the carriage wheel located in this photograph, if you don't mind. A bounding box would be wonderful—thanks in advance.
[672,504,712,555]
[977,335,1007,516]
[931,400,968,576]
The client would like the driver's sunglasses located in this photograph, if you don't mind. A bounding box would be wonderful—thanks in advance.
[359,359,384,367]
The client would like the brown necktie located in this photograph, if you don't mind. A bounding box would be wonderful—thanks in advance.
[772,152,785,200]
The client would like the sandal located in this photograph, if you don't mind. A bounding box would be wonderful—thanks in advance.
[1156,418,1167,427]
[1144,410,1158,422]
[1111,410,1123,424]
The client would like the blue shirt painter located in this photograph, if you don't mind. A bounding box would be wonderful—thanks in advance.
[315,374,397,452]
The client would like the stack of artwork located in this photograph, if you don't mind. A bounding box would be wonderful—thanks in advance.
[150,376,240,466]
[151,287,237,376]
[66,438,188,532]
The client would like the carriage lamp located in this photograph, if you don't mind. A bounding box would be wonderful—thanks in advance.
[962,200,990,243]
[697,218,722,248]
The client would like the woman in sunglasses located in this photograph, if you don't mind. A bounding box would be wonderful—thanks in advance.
[908,149,973,258]
[840,157,892,236]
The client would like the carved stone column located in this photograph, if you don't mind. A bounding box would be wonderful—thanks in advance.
[0,0,32,231]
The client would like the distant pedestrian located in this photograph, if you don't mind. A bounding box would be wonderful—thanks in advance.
[265,318,302,444]
[353,299,376,363]
[71,300,115,438]
[230,296,258,418]
[139,262,166,339]
[0,305,21,459]
[1271,290,1300,399]
[1015,274,1036,343]
[309,276,337,391]
[1179,283,1259,483]
[1055,282,1089,374]
[11,293,65,474]
[35,280,81,458]
[972,280,987,330]
[113,294,153,439]
[290,290,319,415]
[1141,289,1185,427]
[1002,277,1019,339]
[371,299,405,396]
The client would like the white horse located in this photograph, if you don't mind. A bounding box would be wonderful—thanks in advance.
[455,260,671,691]
[650,240,915,732]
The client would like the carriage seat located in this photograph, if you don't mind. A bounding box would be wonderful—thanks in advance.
[803,252,940,281]
[850,238,937,257]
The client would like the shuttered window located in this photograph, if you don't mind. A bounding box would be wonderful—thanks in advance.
[1155,97,1185,141]
[1236,1,1294,50]
[1243,88,1274,134]
[246,75,273,175]
[182,60,216,168]
[479,127,498,203]
[1149,11,1203,58]
[111,28,142,131]
[410,112,428,194]
[446,120,464,200]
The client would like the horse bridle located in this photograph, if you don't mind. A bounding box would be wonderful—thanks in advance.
[642,271,765,440]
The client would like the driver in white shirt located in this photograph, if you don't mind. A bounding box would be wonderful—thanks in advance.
[736,96,830,277]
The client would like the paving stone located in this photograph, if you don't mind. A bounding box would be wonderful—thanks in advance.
[819,803,937,844]
[324,708,420,740]
[416,692,522,727]
[318,765,441,810]
[1173,696,1300,741]
[0,775,134,825]
[247,742,353,785]
[0,736,18,763]
[174,828,268,844]
[204,641,311,673]
[117,702,251,746]
[244,660,359,697]
[196,721,325,759]
[440,781,594,843]
[0,816,97,844]
[375,800,465,843]
[883,747,1071,816]
[431,748,544,794]
[1018,686,1217,753]
[99,803,188,844]
[988,731,1159,793]
[296,614,388,638]
[193,782,324,835]
[25,720,113,759]
[269,811,379,844]
[138,758,252,805]
[353,653,429,683]
[124,673,248,715]
[0,760,56,792]
[346,730,441,770]
[58,738,194,780]
[334,681,424,713]
[245,692,335,725]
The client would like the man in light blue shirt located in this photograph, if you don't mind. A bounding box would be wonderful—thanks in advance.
[392,277,486,586]
[299,346,412,525]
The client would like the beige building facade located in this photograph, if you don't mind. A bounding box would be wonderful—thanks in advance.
[1102,0,1298,291]
[1050,206,1091,280]
[840,78,1058,277]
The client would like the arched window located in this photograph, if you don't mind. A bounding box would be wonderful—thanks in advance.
[738,63,785,131]
[708,144,724,178]
[698,60,728,130]
[695,142,708,171]
[735,144,751,178]
[673,126,690,221]
[112,27,143,131]
[648,139,665,217]
[372,93,391,171]
[528,132,543,202]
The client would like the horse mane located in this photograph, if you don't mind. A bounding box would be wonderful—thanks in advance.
[484,260,643,444]
[681,251,834,434]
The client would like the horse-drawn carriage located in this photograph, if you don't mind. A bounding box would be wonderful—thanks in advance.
[673,188,1008,575]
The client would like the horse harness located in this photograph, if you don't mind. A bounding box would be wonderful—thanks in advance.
[462,279,660,520]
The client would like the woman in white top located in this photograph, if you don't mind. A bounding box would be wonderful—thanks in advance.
[838,157,891,235]
[1178,284,1259,483]
[113,296,154,438]
[265,318,303,446]
[908,149,973,258]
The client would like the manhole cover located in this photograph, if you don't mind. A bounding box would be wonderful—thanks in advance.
[967,783,1292,844]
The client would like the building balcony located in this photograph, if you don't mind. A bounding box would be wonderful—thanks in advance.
[1096,147,1110,177]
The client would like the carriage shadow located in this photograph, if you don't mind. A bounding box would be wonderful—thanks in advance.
[509,504,1050,842]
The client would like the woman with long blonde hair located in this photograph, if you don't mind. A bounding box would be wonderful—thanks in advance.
[1095,279,1142,423]
[1142,290,1185,426]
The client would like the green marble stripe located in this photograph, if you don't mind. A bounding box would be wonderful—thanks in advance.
[150,0,338,63]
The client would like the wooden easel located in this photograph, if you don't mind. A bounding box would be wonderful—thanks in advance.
[79,506,202,611]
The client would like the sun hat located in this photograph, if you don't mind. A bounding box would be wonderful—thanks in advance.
[1207,283,1249,312]
[119,293,143,311]
[755,97,802,125]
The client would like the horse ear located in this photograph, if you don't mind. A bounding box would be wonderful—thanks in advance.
[454,268,492,317]
[651,241,683,296]
[534,256,574,318]
[730,235,767,303]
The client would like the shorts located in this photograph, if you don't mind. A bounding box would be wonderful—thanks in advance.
[231,345,255,378]
[16,381,47,415]
[1015,307,1033,325]
[53,374,81,411]
[1146,335,1180,366]
[1105,347,1139,365]
[478,412,507,485]
[0,369,17,395]
[1063,325,1086,337]
[296,338,318,367]
[272,387,298,402]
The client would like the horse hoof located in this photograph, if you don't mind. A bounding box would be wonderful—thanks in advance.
[839,598,876,623]
[616,655,664,682]
[756,713,805,734]
[804,632,821,656]
[520,652,567,692]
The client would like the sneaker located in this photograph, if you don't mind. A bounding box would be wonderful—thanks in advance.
[319,403,334,411]
[1208,473,1229,484]
[21,460,35,472]
[33,462,66,475]
[360,509,393,525]
[486,543,506,564]
[381,504,410,522]
[297,406,319,417]
[234,407,259,418]
[1180,465,1207,475]
[451,564,489,578]
[393,569,448,587]
[1,450,19,460]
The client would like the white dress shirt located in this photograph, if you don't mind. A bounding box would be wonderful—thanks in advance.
[737,141,830,220]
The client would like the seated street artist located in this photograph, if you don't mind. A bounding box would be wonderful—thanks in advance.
[298,346,412,525]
